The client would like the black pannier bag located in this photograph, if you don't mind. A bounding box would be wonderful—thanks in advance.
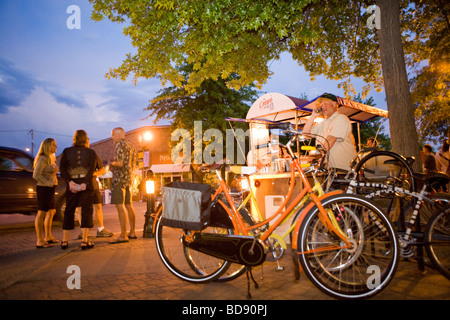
[162,181,211,230]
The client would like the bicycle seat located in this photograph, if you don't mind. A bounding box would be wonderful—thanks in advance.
[383,156,415,166]
[413,172,450,185]
[406,157,415,165]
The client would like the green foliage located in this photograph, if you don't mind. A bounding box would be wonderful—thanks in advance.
[89,0,385,97]
[352,94,391,150]
[90,0,313,91]
[146,63,260,161]
[90,0,448,143]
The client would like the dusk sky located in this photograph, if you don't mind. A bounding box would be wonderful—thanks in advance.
[0,0,387,156]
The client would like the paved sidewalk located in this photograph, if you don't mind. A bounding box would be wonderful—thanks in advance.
[0,202,449,301]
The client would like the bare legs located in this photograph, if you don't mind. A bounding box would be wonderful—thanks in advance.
[44,209,57,242]
[112,203,136,242]
[35,209,58,247]
[35,210,47,247]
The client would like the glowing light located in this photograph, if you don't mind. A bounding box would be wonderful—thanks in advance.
[146,180,155,194]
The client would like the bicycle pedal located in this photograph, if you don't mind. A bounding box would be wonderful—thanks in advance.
[275,261,285,271]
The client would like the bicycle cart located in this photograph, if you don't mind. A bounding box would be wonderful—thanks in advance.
[241,92,389,221]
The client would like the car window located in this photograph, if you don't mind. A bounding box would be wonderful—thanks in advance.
[15,156,34,171]
[0,157,22,171]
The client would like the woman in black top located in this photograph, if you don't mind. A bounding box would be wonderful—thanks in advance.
[59,130,104,250]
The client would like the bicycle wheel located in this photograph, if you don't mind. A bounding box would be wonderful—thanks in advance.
[425,204,450,279]
[297,194,399,299]
[418,193,450,227]
[352,150,415,224]
[155,217,232,283]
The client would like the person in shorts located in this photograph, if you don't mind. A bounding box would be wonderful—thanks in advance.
[109,127,138,243]
[33,138,59,248]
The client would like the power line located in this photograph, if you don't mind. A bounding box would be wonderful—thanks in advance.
[34,130,74,138]
[0,130,30,133]
[0,129,102,140]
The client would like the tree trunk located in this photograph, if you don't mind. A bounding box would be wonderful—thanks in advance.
[377,0,422,172]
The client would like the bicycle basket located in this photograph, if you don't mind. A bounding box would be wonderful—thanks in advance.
[162,181,211,230]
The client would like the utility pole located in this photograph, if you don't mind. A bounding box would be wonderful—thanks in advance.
[29,129,34,156]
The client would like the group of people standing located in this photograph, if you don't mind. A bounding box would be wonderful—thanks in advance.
[33,127,137,249]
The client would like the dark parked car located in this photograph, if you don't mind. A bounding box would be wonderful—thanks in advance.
[0,146,65,218]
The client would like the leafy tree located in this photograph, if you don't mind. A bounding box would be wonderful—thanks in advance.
[90,0,443,171]
[402,0,450,144]
[147,63,260,165]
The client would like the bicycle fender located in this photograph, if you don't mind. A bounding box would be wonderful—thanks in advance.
[291,190,343,251]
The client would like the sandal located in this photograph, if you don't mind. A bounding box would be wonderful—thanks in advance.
[81,241,95,250]
[61,241,69,250]
[36,243,53,249]
[109,237,129,244]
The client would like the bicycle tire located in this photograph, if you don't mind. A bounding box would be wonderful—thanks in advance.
[297,193,399,299]
[425,204,450,279]
[155,216,232,283]
[351,150,415,222]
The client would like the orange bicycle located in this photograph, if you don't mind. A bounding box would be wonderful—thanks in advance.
[154,124,399,299]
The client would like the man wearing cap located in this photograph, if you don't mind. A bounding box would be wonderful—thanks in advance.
[303,93,356,171]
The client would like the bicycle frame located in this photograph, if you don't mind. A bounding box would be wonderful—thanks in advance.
[228,168,328,247]
[209,141,352,252]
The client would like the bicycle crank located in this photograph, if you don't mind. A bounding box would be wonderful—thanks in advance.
[398,234,415,258]
[265,237,285,261]
[183,233,266,267]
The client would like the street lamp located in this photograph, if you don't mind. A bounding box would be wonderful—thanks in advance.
[146,179,155,194]
[143,131,153,142]
[143,170,155,238]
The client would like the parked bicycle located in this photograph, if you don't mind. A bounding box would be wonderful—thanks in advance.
[346,148,450,279]
[152,132,330,283]
[154,124,399,299]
